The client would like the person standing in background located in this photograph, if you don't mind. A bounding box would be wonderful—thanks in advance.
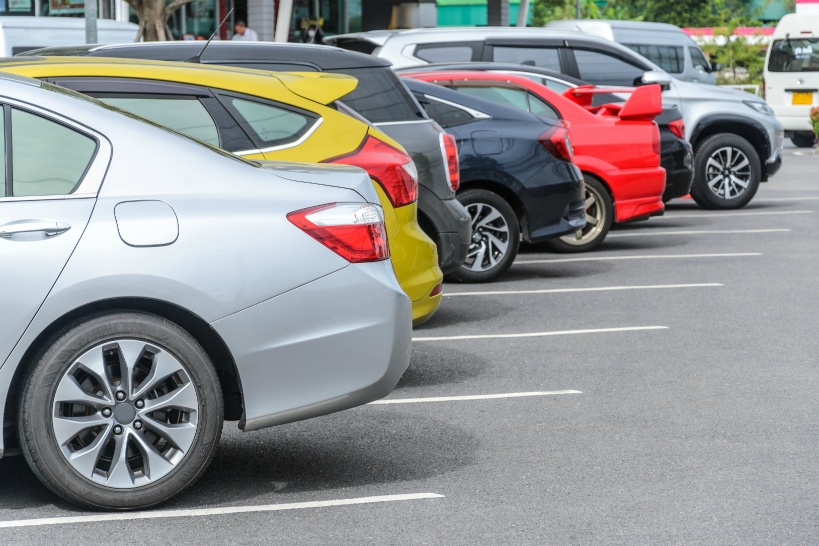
[232,20,259,41]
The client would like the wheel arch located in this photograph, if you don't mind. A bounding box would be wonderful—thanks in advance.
[458,179,529,239]
[689,115,769,166]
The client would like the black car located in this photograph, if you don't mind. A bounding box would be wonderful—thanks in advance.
[397,62,694,202]
[25,41,472,275]
[402,78,586,283]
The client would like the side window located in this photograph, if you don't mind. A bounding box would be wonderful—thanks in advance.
[339,67,425,123]
[689,46,711,72]
[415,45,475,63]
[492,46,561,72]
[456,85,529,112]
[223,96,315,147]
[573,49,646,86]
[625,44,684,74]
[527,93,561,120]
[416,94,476,128]
[99,96,220,146]
[8,107,96,198]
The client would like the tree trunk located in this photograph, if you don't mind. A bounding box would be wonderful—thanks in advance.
[125,0,194,41]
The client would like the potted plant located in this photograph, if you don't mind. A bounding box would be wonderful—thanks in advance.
[811,107,819,149]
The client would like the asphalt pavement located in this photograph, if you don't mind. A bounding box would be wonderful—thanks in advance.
[1,145,817,544]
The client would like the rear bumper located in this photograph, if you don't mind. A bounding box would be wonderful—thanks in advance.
[212,261,412,432]
[661,138,694,201]
[526,163,586,243]
[605,167,667,223]
[417,186,471,274]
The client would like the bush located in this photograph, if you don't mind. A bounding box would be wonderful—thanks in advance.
[811,107,819,139]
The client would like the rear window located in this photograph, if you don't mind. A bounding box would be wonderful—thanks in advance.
[492,46,561,72]
[415,94,476,128]
[624,44,684,74]
[335,67,425,123]
[768,39,819,72]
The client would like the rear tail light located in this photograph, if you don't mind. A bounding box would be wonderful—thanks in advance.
[288,203,390,263]
[539,124,575,162]
[668,119,686,140]
[324,135,418,208]
[439,133,460,191]
[651,123,660,156]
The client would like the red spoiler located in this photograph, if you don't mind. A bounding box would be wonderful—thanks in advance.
[563,84,663,122]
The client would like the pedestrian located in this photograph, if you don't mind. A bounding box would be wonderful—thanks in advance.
[232,20,258,41]
[300,22,323,44]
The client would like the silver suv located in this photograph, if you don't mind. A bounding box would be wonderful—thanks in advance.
[328,27,784,210]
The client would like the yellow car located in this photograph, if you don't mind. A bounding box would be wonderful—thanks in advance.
[2,57,443,324]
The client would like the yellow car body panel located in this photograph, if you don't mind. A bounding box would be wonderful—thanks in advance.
[1,58,442,323]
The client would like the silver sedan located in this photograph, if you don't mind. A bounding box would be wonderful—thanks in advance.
[0,73,411,510]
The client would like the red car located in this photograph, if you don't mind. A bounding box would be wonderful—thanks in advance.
[403,71,665,252]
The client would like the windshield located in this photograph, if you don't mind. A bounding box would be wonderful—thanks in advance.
[768,38,819,72]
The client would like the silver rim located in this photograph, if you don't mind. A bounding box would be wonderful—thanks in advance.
[463,202,510,272]
[51,339,200,489]
[560,184,606,246]
[704,146,752,200]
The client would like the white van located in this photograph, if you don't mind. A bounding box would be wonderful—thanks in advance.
[546,19,717,84]
[0,16,138,57]
[764,13,819,147]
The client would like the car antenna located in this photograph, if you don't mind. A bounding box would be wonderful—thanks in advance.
[187,7,234,63]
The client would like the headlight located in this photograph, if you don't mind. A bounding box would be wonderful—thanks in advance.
[744,101,774,116]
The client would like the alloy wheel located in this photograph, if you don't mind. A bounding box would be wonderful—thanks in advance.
[561,183,606,246]
[704,146,752,200]
[464,202,510,272]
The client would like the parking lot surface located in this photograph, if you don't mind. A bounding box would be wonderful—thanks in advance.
[1,146,817,544]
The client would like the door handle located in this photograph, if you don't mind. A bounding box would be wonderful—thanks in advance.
[0,220,71,238]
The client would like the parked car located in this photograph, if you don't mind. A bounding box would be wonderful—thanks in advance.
[764,12,819,147]
[22,41,472,276]
[398,62,694,202]
[405,71,665,252]
[0,72,411,510]
[327,27,784,210]
[402,78,585,280]
[545,20,718,85]
[0,56,443,325]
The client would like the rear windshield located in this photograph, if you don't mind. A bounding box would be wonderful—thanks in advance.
[334,66,425,123]
[768,38,819,72]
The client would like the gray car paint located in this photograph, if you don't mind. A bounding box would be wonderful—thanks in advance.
[0,75,411,457]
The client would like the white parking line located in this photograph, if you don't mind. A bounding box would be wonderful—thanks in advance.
[370,391,582,405]
[443,283,722,297]
[607,228,791,238]
[413,325,668,342]
[513,253,760,265]
[660,210,813,219]
[0,493,444,529]
[757,196,819,202]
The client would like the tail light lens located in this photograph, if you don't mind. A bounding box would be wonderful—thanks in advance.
[439,133,460,191]
[539,124,575,162]
[652,123,661,156]
[668,119,686,140]
[288,203,390,263]
[325,135,418,208]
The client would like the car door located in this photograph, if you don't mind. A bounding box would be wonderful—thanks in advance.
[0,101,108,366]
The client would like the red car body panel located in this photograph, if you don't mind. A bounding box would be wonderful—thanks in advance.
[404,71,666,224]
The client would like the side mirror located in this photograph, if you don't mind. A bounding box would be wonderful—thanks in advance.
[640,70,672,90]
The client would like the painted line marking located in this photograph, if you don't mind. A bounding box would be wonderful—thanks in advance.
[607,228,791,238]
[370,391,582,405]
[0,493,444,529]
[660,210,813,219]
[756,196,819,202]
[443,283,722,297]
[413,325,668,342]
[513,253,760,265]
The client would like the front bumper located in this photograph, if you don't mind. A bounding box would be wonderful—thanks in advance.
[661,138,694,201]
[212,261,412,432]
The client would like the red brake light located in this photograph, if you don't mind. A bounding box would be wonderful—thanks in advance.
[539,124,575,162]
[668,119,686,140]
[439,133,460,191]
[287,203,390,263]
[324,135,418,208]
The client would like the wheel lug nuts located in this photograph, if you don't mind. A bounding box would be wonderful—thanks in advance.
[101,408,112,418]
[113,425,123,435]
[133,420,143,431]
[115,391,126,401]
[135,399,144,409]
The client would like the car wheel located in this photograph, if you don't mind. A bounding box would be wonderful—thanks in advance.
[691,133,761,210]
[545,176,612,253]
[448,189,519,283]
[18,311,223,511]
[791,132,816,148]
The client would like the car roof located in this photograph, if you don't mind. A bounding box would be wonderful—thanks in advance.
[23,41,392,70]
[395,62,589,86]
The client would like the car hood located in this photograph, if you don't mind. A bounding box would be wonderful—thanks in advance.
[256,161,377,204]
[670,78,764,103]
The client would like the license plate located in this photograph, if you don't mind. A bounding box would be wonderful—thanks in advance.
[792,91,813,105]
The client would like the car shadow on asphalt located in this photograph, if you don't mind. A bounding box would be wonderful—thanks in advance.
[396,343,489,391]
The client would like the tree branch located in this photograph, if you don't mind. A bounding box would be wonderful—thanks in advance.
[164,0,194,17]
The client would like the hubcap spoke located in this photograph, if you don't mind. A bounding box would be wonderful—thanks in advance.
[67,425,113,478]
[52,413,109,446]
[143,418,198,452]
[54,374,111,410]
[467,245,488,271]
[105,431,135,487]
[133,350,187,401]
[142,381,198,414]
[131,432,176,480]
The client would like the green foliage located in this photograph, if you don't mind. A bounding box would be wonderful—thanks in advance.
[811,107,819,138]
[701,26,766,85]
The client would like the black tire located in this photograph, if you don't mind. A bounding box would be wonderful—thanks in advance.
[18,311,223,511]
[544,176,612,253]
[447,189,520,283]
[791,132,816,148]
[691,133,761,210]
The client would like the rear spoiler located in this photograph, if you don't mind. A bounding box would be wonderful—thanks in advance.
[272,72,358,105]
[563,84,662,121]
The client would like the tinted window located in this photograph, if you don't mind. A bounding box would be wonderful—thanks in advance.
[768,39,819,72]
[416,95,476,128]
[573,49,645,86]
[11,108,96,197]
[456,85,529,111]
[101,96,220,146]
[226,97,313,146]
[220,62,320,73]
[338,67,425,123]
[689,46,712,72]
[625,44,684,73]
[493,46,561,72]
[528,93,561,120]
[415,46,474,63]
